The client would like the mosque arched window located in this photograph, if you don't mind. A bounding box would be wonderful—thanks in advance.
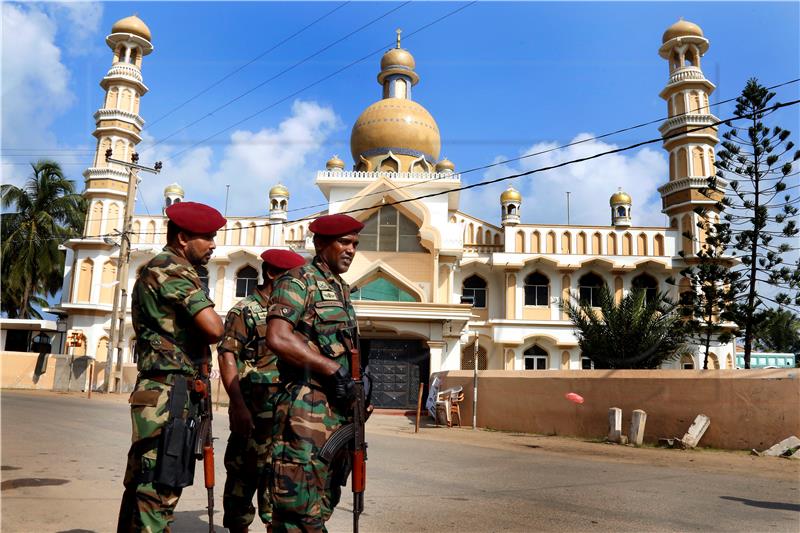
[352,277,418,302]
[617,206,626,217]
[358,205,425,253]
[579,273,605,307]
[524,272,549,306]
[523,345,548,370]
[462,275,487,309]
[462,341,488,370]
[507,204,516,215]
[632,273,658,303]
[235,266,259,298]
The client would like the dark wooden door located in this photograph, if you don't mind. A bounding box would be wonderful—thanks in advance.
[364,339,429,409]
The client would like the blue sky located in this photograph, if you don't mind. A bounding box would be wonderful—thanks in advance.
[2,1,799,228]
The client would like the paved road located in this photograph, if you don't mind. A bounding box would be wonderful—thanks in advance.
[1,390,798,532]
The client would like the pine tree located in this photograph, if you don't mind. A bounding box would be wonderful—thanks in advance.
[706,78,799,368]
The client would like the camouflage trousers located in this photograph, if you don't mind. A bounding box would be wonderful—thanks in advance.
[223,381,280,529]
[117,376,194,533]
[270,382,348,533]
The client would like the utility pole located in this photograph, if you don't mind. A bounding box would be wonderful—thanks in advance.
[472,332,479,430]
[103,150,162,393]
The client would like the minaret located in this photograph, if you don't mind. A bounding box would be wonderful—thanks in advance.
[163,183,184,213]
[82,15,153,240]
[610,188,632,227]
[500,186,522,226]
[656,19,723,255]
[268,183,289,246]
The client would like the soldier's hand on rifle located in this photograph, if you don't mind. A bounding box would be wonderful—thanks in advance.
[228,400,254,437]
[325,366,356,406]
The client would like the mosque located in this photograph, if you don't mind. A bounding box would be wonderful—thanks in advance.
[57,16,735,406]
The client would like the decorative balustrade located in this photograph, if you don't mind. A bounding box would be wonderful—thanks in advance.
[659,113,717,134]
[658,176,728,195]
[94,108,145,128]
[463,244,504,254]
[106,63,143,81]
[316,170,460,182]
[667,67,705,85]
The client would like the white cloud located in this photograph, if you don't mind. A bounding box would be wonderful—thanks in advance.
[1,2,103,186]
[460,134,669,227]
[136,100,340,217]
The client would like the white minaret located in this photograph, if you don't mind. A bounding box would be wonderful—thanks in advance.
[163,183,184,213]
[500,186,522,226]
[610,188,632,227]
[268,183,289,246]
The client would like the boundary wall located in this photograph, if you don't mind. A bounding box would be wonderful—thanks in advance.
[435,369,799,450]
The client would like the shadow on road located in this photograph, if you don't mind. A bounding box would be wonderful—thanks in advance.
[720,496,800,512]
[1,478,70,491]
[173,510,217,530]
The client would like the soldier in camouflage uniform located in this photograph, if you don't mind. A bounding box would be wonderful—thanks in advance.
[117,202,226,533]
[218,249,306,533]
[266,214,365,533]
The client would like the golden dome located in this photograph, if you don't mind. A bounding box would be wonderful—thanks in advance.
[662,19,703,43]
[163,183,184,196]
[381,47,415,72]
[501,186,522,203]
[350,98,440,163]
[326,155,345,170]
[270,183,289,197]
[111,15,152,42]
[610,189,632,205]
[436,158,455,172]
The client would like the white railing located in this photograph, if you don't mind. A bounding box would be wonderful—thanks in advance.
[94,108,145,129]
[658,113,718,134]
[658,176,728,195]
[105,63,144,83]
[316,170,460,182]
[463,244,503,254]
[667,67,705,85]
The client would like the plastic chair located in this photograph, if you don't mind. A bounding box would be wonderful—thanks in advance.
[449,388,464,427]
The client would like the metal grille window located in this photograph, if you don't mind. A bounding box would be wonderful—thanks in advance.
[358,205,426,253]
[523,345,548,370]
[579,273,604,307]
[524,272,549,306]
[235,265,258,298]
[462,275,487,308]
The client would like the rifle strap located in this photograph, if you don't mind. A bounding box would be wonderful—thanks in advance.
[169,377,189,420]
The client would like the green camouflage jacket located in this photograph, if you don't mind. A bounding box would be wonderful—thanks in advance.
[218,286,280,384]
[132,246,215,375]
[267,256,357,383]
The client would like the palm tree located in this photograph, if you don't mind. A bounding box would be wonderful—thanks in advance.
[563,286,687,369]
[1,160,86,318]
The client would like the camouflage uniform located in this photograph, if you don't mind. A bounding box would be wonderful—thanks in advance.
[267,256,357,533]
[218,286,281,529]
[117,246,215,533]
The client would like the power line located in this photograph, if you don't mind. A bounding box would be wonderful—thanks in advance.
[140,1,413,155]
[146,2,351,129]
[159,1,477,163]
[67,98,799,240]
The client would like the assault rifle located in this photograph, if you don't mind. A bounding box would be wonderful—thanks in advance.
[194,360,216,533]
[319,327,367,533]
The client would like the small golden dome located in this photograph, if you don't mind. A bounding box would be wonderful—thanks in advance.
[111,15,152,42]
[163,183,184,196]
[610,189,632,205]
[350,98,440,163]
[270,183,289,197]
[662,19,703,43]
[501,186,522,203]
[326,155,345,170]
[436,158,455,172]
[381,47,416,72]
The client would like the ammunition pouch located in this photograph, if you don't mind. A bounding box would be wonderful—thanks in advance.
[154,377,199,489]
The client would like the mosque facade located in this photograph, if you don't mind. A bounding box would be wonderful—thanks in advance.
[58,17,735,406]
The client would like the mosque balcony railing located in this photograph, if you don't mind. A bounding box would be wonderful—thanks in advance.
[658,113,719,135]
[107,62,143,80]
[658,176,729,196]
[316,170,461,183]
[666,66,706,85]
[463,244,504,254]
[94,108,145,129]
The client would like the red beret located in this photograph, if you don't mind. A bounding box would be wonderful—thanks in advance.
[165,201,227,234]
[260,249,306,270]
[308,214,364,237]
